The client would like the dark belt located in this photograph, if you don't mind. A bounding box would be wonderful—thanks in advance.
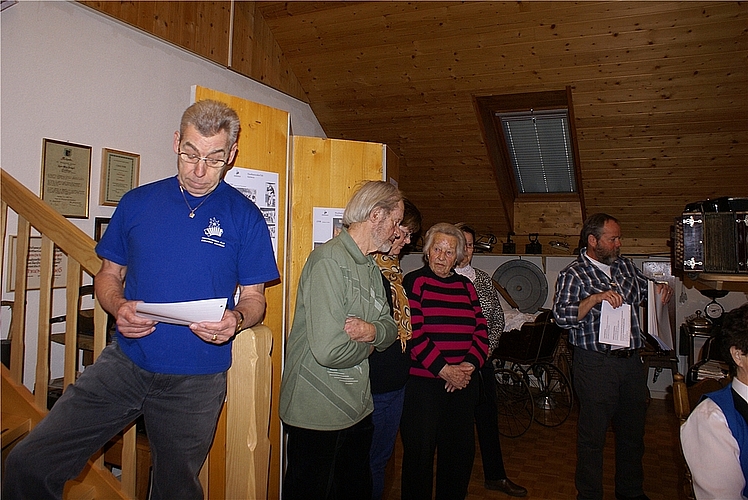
[603,348,639,358]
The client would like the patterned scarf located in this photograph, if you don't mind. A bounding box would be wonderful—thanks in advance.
[373,253,412,352]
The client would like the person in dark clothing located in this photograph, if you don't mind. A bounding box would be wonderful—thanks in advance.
[401,222,489,500]
[455,223,527,497]
[553,213,673,500]
[369,198,421,500]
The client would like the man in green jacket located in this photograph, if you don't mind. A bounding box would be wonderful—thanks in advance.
[280,181,403,499]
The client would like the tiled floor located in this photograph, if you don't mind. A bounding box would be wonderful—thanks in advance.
[383,397,686,500]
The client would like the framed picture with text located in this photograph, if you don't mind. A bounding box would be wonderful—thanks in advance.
[40,138,92,218]
[100,148,139,206]
[94,217,111,242]
[5,236,67,292]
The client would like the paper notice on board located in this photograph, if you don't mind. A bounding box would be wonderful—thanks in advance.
[313,207,345,250]
[599,301,631,348]
[224,167,279,257]
[135,298,227,326]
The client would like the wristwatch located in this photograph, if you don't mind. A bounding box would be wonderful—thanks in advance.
[235,310,245,333]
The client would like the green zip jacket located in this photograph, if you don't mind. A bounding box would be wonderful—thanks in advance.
[280,228,397,430]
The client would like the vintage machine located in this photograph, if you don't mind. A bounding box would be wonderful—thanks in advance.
[673,197,748,274]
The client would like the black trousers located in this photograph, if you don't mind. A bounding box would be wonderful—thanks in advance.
[475,362,508,481]
[282,416,374,500]
[573,347,648,500]
[400,375,479,500]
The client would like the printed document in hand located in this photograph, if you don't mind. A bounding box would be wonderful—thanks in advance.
[135,298,227,326]
[599,301,631,348]
[647,281,673,350]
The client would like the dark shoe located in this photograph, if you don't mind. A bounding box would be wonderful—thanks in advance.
[485,478,528,497]
[615,494,650,500]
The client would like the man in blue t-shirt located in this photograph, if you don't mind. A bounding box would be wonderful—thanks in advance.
[3,100,279,500]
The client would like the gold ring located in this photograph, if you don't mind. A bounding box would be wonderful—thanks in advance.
[212,334,218,341]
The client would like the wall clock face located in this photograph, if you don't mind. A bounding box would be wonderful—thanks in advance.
[705,300,725,320]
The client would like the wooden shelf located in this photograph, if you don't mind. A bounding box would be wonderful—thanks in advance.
[696,273,748,290]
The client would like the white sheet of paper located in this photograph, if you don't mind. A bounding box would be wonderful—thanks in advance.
[599,301,631,348]
[135,298,227,326]
[647,281,673,350]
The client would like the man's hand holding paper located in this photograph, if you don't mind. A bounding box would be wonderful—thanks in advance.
[116,300,157,338]
[188,309,237,345]
[599,300,632,348]
[135,298,230,343]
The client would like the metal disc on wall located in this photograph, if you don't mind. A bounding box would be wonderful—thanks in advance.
[492,259,548,313]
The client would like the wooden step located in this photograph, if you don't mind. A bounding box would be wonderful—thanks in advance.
[64,480,96,500]
[1,411,30,450]
[2,367,129,500]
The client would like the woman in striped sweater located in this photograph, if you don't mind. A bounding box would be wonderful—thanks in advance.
[400,223,490,500]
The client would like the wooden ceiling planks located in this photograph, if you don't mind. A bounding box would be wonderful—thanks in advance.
[256,2,748,239]
[84,1,748,249]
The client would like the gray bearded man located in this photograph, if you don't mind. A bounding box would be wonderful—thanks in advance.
[553,213,673,500]
[280,180,402,499]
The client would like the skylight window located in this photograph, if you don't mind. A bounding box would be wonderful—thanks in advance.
[498,110,577,194]
[473,88,584,227]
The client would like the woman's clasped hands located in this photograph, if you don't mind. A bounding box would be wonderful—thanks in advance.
[439,362,475,392]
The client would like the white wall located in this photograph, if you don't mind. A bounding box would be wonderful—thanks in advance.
[1,1,325,387]
[402,252,748,398]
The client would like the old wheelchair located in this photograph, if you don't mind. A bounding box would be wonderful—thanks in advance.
[491,310,574,438]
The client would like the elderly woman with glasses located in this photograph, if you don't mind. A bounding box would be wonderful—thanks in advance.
[400,223,489,500]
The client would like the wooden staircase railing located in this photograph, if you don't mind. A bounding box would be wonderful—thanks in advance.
[1,169,273,499]
[1,168,131,498]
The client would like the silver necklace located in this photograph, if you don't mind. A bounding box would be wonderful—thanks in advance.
[179,184,214,218]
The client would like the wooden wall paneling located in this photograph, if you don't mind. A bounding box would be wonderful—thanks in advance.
[257,1,743,72]
[385,145,400,187]
[80,0,307,102]
[619,238,674,256]
[231,2,308,103]
[513,201,583,239]
[77,0,748,267]
[287,136,387,327]
[578,120,748,140]
[179,1,231,61]
[582,165,744,181]
[79,1,231,66]
[251,10,291,95]
[230,2,258,83]
[194,86,289,500]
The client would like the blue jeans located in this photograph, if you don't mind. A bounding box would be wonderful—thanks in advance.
[370,388,406,500]
[2,342,226,500]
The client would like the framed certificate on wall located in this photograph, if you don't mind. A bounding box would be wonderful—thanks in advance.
[94,217,111,242]
[5,236,67,292]
[40,138,92,218]
[100,148,139,206]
